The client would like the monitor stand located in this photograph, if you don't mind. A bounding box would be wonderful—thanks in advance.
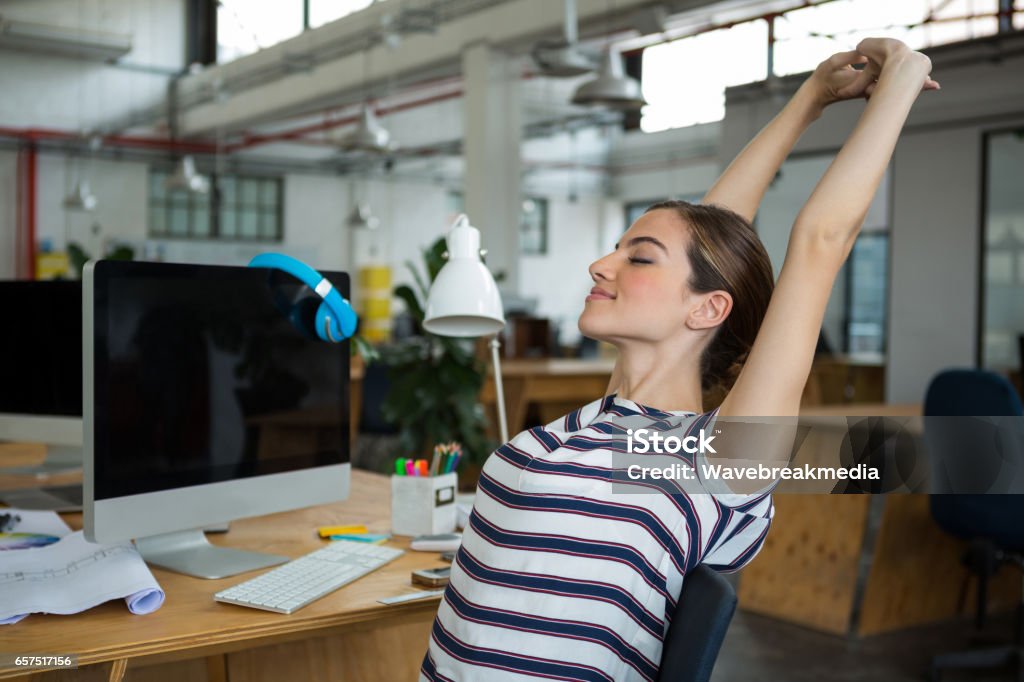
[135,529,289,579]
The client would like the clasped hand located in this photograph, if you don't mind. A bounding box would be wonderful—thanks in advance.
[810,37,939,108]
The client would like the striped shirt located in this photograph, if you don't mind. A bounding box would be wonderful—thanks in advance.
[420,394,774,682]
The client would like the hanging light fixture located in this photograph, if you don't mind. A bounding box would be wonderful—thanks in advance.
[338,104,396,155]
[63,178,98,211]
[346,202,380,230]
[165,155,210,194]
[571,48,646,110]
[531,0,594,77]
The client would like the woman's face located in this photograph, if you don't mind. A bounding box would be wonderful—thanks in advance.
[579,209,705,344]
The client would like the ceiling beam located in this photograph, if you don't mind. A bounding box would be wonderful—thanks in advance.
[176,0,717,136]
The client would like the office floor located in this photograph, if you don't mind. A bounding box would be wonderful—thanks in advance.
[715,610,1020,681]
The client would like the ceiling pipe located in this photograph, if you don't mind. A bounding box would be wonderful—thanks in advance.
[531,0,595,77]
[0,126,218,154]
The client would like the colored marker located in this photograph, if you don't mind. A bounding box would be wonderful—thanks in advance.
[318,524,368,538]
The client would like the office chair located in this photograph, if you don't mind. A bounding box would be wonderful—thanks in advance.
[657,564,738,682]
[924,369,1024,682]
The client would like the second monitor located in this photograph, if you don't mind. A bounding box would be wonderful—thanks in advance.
[84,260,351,578]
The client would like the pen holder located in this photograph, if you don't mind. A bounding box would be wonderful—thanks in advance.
[390,472,458,537]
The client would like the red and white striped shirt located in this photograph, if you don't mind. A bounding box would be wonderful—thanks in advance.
[421,393,774,682]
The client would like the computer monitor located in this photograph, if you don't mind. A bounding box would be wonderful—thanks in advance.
[0,280,83,454]
[84,260,350,579]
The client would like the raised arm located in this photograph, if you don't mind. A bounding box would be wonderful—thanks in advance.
[702,49,922,222]
[720,38,936,419]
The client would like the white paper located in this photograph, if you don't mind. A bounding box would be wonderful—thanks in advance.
[0,531,165,624]
[1,508,72,538]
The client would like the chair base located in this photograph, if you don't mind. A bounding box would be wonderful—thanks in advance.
[928,645,1023,682]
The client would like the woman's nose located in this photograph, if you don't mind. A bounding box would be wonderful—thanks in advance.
[588,253,615,282]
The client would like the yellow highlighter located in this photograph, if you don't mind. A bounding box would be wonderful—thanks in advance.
[317,524,368,538]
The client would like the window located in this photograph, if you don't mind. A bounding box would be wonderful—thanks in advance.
[758,153,889,355]
[640,20,767,133]
[216,0,385,62]
[846,233,889,354]
[308,0,376,29]
[980,129,1024,370]
[217,1,303,62]
[149,170,283,242]
[773,0,1000,77]
[520,198,548,255]
[639,0,1011,133]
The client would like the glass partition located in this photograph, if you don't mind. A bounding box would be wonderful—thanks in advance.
[980,129,1024,372]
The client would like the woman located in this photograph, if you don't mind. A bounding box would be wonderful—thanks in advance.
[421,38,937,681]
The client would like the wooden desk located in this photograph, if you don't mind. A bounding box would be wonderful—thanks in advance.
[736,403,1022,637]
[479,358,615,437]
[802,353,886,406]
[0,470,441,682]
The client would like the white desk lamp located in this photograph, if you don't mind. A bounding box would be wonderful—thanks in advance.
[423,214,509,444]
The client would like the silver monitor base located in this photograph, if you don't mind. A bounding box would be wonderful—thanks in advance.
[134,529,289,579]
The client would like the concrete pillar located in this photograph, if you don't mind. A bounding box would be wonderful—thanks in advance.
[462,41,522,293]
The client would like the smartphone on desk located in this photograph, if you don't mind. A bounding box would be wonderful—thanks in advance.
[411,566,451,587]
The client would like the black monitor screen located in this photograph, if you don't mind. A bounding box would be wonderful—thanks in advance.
[91,261,350,500]
[0,280,82,417]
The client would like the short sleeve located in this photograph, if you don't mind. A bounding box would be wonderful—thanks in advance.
[700,494,774,573]
[693,407,781,508]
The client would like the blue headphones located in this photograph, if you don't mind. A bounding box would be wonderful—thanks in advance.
[248,253,357,342]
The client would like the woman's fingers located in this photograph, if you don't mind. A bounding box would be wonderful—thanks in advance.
[828,49,869,68]
[856,37,910,66]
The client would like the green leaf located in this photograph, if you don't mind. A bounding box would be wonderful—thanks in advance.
[424,237,448,282]
[393,284,425,323]
[405,259,431,302]
[350,334,380,362]
[67,242,91,278]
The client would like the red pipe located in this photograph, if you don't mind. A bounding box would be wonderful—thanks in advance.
[227,88,465,152]
[0,126,218,154]
[16,145,38,280]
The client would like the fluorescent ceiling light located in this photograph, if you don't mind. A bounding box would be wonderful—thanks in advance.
[0,14,131,62]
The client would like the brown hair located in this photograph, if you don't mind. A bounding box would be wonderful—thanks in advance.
[644,200,774,393]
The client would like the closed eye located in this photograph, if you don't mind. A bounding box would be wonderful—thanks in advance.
[629,257,653,264]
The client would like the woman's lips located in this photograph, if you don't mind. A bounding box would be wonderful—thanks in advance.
[586,288,615,302]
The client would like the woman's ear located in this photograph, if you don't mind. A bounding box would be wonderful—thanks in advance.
[686,291,733,330]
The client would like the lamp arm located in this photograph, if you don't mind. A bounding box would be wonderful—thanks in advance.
[490,336,510,444]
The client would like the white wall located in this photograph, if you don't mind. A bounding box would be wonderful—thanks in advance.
[519,197,611,345]
[610,121,720,202]
[888,128,981,401]
[36,154,149,257]
[0,0,184,130]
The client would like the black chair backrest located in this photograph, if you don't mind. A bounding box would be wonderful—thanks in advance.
[657,564,737,682]
[924,369,1023,418]
[924,369,1024,544]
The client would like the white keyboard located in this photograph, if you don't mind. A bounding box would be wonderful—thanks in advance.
[214,541,404,614]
